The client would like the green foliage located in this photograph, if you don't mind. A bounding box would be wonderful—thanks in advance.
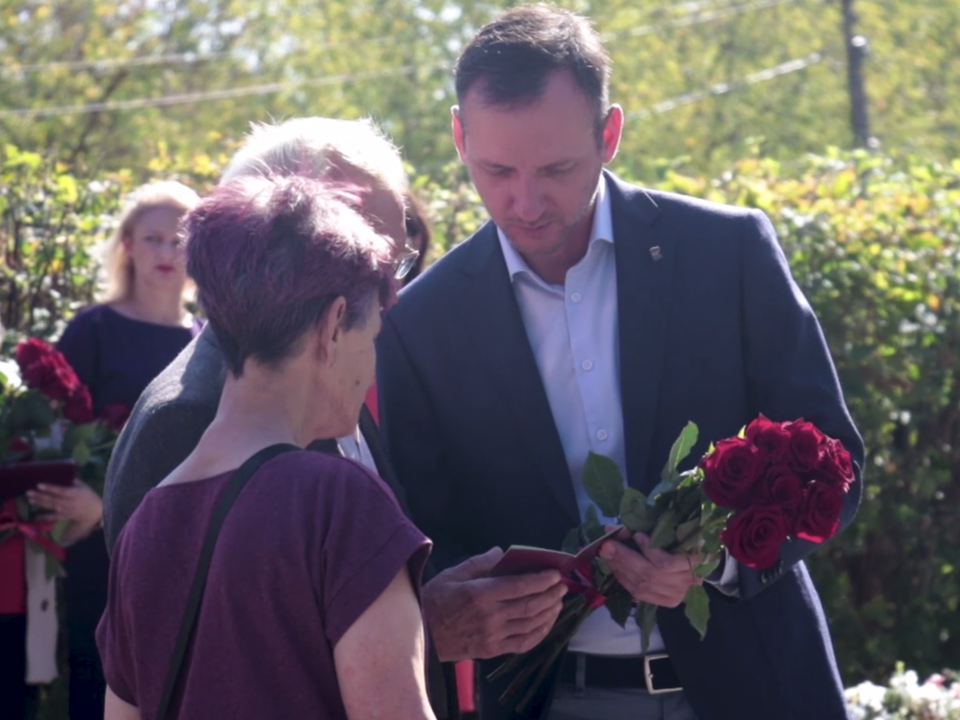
[662,421,699,482]
[582,451,626,518]
[654,150,960,685]
[0,145,128,343]
[1,0,957,185]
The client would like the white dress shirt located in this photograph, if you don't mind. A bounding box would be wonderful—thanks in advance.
[497,176,665,656]
[337,428,377,473]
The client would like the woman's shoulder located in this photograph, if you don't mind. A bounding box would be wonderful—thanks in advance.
[266,450,403,507]
[63,303,110,330]
[57,304,110,357]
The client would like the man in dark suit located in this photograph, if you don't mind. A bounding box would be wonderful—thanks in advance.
[377,6,864,720]
[102,116,568,719]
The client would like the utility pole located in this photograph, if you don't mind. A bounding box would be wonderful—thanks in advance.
[841,0,871,148]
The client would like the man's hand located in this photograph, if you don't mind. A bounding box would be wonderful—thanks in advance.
[599,530,702,608]
[422,548,567,662]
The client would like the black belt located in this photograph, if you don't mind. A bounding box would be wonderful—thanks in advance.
[558,653,682,694]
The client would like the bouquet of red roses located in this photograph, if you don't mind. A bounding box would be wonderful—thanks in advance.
[0,338,129,583]
[489,415,855,713]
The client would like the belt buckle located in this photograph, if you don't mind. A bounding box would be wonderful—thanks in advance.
[643,653,681,695]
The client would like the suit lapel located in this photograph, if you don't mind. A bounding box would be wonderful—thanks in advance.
[455,225,580,527]
[608,173,676,494]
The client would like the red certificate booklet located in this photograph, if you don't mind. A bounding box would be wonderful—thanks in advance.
[489,525,623,578]
[0,460,76,504]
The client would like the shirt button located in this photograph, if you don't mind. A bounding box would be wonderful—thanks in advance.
[597,429,609,441]
[581,360,593,371]
[570,292,582,303]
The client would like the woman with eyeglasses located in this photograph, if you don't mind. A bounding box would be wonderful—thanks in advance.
[26,181,203,720]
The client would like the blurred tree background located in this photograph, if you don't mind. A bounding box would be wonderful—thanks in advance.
[1,0,957,180]
[2,0,959,716]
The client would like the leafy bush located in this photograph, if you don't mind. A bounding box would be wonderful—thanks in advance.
[0,145,128,343]
[654,151,960,683]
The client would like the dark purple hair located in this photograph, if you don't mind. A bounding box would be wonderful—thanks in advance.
[185,175,392,376]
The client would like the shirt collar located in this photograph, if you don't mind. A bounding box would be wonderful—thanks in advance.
[497,174,613,284]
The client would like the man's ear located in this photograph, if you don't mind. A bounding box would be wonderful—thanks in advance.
[601,105,624,164]
[451,106,467,162]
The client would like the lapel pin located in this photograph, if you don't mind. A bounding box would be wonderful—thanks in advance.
[649,246,663,262]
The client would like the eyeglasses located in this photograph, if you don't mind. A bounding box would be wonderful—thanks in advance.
[392,239,420,280]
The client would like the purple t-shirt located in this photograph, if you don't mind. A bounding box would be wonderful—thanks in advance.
[97,450,431,719]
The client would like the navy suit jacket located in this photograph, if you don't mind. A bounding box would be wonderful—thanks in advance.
[378,171,864,720]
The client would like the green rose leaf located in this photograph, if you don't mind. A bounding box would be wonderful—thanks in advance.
[594,557,613,582]
[561,527,581,555]
[44,551,62,581]
[583,504,606,543]
[620,487,656,533]
[649,508,678,549]
[694,554,723,579]
[72,440,91,466]
[676,518,702,552]
[675,486,702,520]
[605,587,635,629]
[10,391,56,432]
[703,534,723,555]
[583,452,625,518]
[646,478,678,507]
[637,601,659,654]
[50,519,69,544]
[63,422,97,456]
[661,421,699,482]
[683,584,711,640]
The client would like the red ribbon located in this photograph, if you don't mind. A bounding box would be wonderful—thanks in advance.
[561,567,608,610]
[0,517,66,562]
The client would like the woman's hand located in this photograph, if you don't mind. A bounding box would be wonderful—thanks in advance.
[27,480,103,546]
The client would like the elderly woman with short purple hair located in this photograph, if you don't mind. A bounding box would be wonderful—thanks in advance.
[96,175,436,720]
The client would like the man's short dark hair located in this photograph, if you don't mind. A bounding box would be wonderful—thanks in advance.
[454,4,611,134]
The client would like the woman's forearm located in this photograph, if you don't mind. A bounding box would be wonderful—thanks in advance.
[105,686,139,720]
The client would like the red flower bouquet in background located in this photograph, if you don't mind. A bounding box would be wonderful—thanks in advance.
[489,415,855,713]
[0,338,127,600]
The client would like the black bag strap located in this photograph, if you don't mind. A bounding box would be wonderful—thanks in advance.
[156,443,300,719]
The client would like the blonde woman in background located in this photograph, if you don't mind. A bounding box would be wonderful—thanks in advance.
[27,180,203,720]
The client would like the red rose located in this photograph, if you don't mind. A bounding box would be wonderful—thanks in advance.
[100,403,130,432]
[796,481,844,543]
[815,438,855,492]
[745,415,792,464]
[721,504,790,570]
[759,465,805,519]
[785,419,826,473]
[62,386,93,425]
[20,354,81,402]
[702,437,764,509]
[15,338,54,370]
